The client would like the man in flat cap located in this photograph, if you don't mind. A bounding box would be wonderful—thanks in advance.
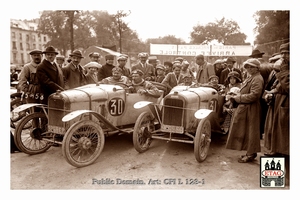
[98,54,116,81]
[130,69,161,98]
[100,66,131,88]
[89,52,101,63]
[117,55,131,77]
[154,64,166,83]
[36,46,65,104]
[19,49,44,104]
[132,52,156,81]
[62,49,87,89]
[195,54,215,84]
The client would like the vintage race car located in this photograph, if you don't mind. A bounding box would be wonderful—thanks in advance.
[132,85,226,162]
[13,83,163,167]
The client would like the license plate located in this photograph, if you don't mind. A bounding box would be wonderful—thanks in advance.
[48,125,65,134]
[161,124,184,133]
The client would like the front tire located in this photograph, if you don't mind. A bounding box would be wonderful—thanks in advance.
[14,112,51,154]
[133,111,154,153]
[62,120,105,168]
[194,118,211,162]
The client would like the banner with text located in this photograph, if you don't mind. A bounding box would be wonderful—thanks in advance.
[150,44,253,56]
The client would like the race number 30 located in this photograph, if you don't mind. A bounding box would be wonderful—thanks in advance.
[108,98,125,116]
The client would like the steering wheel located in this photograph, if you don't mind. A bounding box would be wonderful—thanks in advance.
[114,83,133,93]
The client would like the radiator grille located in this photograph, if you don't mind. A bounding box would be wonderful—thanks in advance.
[48,98,69,127]
[162,98,184,126]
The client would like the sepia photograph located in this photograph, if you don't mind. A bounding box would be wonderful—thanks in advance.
[4,0,298,198]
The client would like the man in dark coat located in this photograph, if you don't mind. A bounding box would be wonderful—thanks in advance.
[36,46,64,104]
[62,49,87,89]
[249,49,273,139]
[116,55,131,77]
[98,54,116,81]
[219,57,242,86]
[132,52,156,81]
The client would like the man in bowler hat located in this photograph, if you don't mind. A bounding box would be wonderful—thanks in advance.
[36,46,64,104]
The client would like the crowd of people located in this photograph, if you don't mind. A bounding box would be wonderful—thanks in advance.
[13,43,290,183]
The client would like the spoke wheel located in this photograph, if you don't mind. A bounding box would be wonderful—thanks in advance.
[194,118,211,162]
[14,112,51,154]
[133,112,154,153]
[62,120,105,168]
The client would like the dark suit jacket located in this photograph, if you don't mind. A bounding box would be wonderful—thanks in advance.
[36,59,64,103]
[131,62,156,81]
[62,62,87,89]
[220,68,242,86]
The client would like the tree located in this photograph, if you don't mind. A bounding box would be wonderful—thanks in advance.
[254,10,289,44]
[190,17,247,45]
[112,10,131,53]
[37,11,71,55]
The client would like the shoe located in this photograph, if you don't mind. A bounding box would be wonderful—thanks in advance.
[238,153,257,163]
[264,152,282,156]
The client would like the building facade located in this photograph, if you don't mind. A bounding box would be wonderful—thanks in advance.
[10,19,50,70]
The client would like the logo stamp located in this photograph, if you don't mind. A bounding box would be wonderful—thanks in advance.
[260,157,285,187]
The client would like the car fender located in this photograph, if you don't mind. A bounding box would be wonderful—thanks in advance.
[62,110,119,131]
[12,103,47,113]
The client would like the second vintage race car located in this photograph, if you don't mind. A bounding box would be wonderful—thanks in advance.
[132,85,226,163]
[13,83,164,167]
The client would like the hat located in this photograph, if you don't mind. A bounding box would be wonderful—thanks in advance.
[225,57,236,63]
[249,49,265,58]
[148,56,157,61]
[69,49,84,58]
[228,87,240,95]
[195,54,204,60]
[29,49,43,55]
[117,55,127,61]
[105,54,114,60]
[269,54,282,63]
[164,61,173,67]
[43,46,58,54]
[172,62,182,68]
[112,67,123,73]
[56,55,65,60]
[213,59,223,65]
[138,52,149,58]
[209,75,219,81]
[84,62,102,69]
[182,60,189,66]
[227,71,241,82]
[175,57,184,62]
[156,64,165,71]
[243,58,261,68]
[280,42,289,53]
[131,69,144,76]
[89,52,100,58]
[183,74,193,79]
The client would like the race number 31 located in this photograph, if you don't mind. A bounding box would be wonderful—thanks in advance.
[108,98,125,116]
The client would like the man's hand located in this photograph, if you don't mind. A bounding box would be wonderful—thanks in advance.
[137,89,147,95]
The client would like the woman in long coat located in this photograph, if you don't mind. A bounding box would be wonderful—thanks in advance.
[225,58,264,163]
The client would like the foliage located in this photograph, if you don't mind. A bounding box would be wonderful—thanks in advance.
[253,10,289,44]
[189,17,247,45]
